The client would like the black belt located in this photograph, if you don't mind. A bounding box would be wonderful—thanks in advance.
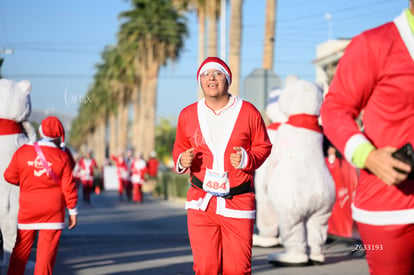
[191,176,252,199]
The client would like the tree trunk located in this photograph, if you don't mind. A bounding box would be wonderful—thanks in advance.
[109,112,117,157]
[263,0,276,70]
[142,64,159,159]
[206,0,218,57]
[97,118,106,166]
[198,6,206,99]
[229,0,243,96]
[117,100,129,154]
[131,84,141,154]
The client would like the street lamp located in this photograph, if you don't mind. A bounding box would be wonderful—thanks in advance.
[325,13,332,40]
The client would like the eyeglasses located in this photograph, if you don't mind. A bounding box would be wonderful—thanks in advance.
[200,70,226,80]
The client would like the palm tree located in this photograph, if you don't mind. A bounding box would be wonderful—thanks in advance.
[104,45,135,156]
[172,0,208,99]
[206,0,220,57]
[228,0,242,96]
[70,45,135,162]
[118,0,188,158]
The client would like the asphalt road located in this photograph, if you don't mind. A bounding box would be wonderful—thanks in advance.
[45,190,370,275]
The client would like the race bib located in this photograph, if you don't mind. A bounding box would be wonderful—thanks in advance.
[203,168,230,197]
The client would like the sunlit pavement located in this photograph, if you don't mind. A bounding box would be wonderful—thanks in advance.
[49,190,369,275]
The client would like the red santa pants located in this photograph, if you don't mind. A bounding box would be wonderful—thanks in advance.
[132,183,143,203]
[81,179,93,203]
[356,222,414,275]
[117,177,124,196]
[8,229,62,275]
[187,197,254,275]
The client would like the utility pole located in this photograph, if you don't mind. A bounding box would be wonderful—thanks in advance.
[220,0,226,61]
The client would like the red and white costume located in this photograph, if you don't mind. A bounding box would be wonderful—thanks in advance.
[78,156,98,203]
[321,10,414,275]
[325,156,359,238]
[147,155,159,178]
[111,155,131,201]
[4,140,78,275]
[72,154,82,190]
[130,157,147,203]
[173,95,272,274]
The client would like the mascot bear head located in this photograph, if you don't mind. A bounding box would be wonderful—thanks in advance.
[0,79,36,142]
[0,79,32,122]
[278,78,323,117]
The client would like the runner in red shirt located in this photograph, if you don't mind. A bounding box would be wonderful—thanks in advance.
[4,116,78,275]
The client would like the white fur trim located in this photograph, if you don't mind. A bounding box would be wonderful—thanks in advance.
[18,222,65,230]
[32,140,58,148]
[185,194,255,219]
[394,10,414,61]
[197,96,242,172]
[39,126,59,141]
[344,133,370,165]
[175,154,187,174]
[216,197,255,219]
[236,147,248,169]
[185,193,213,211]
[352,204,414,225]
[68,206,78,215]
[198,62,231,86]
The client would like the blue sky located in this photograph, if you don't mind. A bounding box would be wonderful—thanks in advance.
[0,0,408,124]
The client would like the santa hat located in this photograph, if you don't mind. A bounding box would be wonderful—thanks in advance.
[197,57,232,86]
[39,116,66,148]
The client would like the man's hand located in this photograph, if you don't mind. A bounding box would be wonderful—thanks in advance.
[365,147,412,186]
[68,215,77,230]
[230,147,242,168]
[180,148,195,169]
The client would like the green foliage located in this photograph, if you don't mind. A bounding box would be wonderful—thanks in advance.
[155,117,176,165]
[154,170,189,199]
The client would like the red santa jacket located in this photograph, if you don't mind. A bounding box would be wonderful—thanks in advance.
[4,140,78,230]
[78,157,97,181]
[131,158,147,184]
[147,157,159,177]
[173,96,272,219]
[320,12,414,225]
[111,155,129,180]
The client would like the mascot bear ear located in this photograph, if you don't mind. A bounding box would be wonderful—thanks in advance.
[284,74,299,88]
[17,80,32,95]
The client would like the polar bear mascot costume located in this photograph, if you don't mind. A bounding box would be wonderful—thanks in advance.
[253,75,299,248]
[266,78,335,266]
[0,79,36,274]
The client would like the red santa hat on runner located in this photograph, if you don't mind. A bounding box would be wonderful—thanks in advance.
[197,57,232,86]
[39,116,66,148]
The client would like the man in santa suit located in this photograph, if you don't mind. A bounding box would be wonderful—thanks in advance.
[4,116,78,275]
[78,150,98,204]
[147,151,159,178]
[173,57,272,275]
[130,152,147,204]
[320,1,414,274]
[111,152,130,201]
